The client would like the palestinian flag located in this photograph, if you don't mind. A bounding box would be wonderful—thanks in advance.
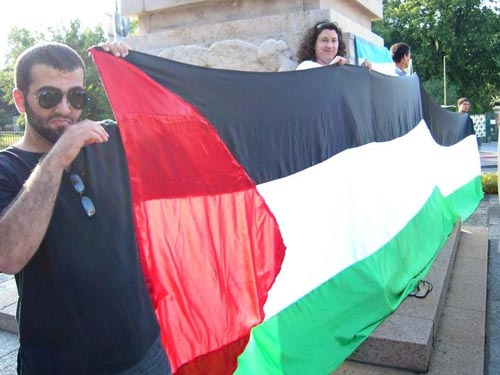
[90,48,483,374]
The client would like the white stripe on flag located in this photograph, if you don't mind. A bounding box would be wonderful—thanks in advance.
[256,120,480,318]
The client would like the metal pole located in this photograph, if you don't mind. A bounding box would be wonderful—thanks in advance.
[443,56,447,106]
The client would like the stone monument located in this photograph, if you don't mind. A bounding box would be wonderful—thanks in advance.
[120,0,384,71]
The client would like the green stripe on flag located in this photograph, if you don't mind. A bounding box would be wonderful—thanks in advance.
[235,186,458,375]
[445,175,483,220]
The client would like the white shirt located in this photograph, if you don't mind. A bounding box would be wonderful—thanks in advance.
[296,60,323,70]
[394,66,408,77]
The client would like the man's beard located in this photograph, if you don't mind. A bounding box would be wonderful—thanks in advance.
[24,100,78,143]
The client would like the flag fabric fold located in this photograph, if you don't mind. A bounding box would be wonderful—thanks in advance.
[90,48,483,374]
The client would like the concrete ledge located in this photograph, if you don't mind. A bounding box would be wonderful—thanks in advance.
[347,221,461,372]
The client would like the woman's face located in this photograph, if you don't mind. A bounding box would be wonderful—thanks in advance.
[314,29,339,65]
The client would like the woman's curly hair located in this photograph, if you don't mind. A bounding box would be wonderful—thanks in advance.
[297,21,346,63]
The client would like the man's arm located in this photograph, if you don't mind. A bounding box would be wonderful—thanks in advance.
[0,121,109,274]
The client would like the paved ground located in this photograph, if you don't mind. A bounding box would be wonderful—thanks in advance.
[485,198,500,374]
[475,139,497,372]
[479,142,499,373]
[0,330,17,374]
[480,142,497,173]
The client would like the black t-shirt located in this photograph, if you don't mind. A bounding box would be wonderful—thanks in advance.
[466,115,475,136]
[0,122,160,374]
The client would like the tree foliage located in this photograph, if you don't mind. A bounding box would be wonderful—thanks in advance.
[0,69,16,129]
[0,19,112,127]
[373,0,500,113]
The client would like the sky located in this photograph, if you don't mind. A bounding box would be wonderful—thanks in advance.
[0,0,117,67]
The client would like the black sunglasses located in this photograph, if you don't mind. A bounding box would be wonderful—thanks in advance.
[70,174,96,218]
[35,86,89,110]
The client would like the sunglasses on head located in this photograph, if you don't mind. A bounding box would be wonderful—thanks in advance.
[316,21,332,29]
[35,86,89,110]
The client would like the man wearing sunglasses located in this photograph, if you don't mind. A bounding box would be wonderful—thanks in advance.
[0,42,171,374]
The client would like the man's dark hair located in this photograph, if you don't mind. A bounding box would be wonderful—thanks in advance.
[390,42,411,64]
[297,21,346,63]
[15,42,86,93]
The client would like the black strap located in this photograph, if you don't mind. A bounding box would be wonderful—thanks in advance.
[408,280,433,299]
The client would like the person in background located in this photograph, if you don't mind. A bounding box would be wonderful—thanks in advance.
[0,41,171,374]
[390,42,411,76]
[457,97,472,115]
[457,97,478,144]
[296,21,371,70]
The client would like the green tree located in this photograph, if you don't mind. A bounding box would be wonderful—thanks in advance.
[0,27,42,128]
[423,77,460,109]
[49,20,112,120]
[5,27,40,68]
[0,19,113,125]
[0,68,17,129]
[373,0,500,113]
[129,18,139,36]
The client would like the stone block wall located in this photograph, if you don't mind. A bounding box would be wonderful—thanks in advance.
[120,0,384,71]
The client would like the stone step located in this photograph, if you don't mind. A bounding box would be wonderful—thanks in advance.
[346,221,463,372]
[0,274,17,335]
